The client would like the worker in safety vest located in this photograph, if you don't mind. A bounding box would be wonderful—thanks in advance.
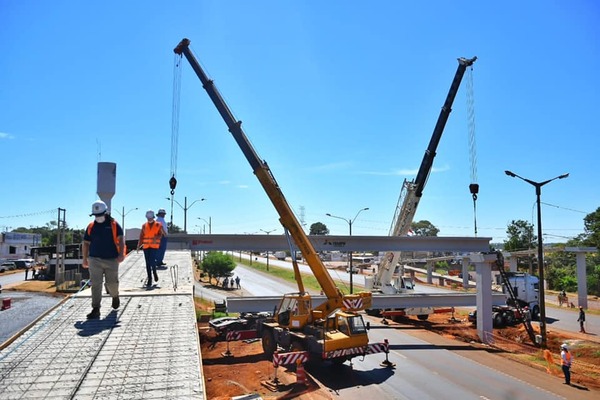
[155,208,168,266]
[83,200,125,319]
[560,343,573,385]
[137,210,166,288]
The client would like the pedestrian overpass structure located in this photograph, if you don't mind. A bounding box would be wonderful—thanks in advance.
[169,233,499,343]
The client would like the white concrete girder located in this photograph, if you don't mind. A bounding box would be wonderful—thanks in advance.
[168,234,490,253]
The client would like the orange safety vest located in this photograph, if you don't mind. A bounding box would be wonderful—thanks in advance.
[87,220,120,253]
[141,222,162,249]
[562,351,572,366]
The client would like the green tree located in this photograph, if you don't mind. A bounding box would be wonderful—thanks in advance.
[582,207,600,248]
[504,219,535,252]
[411,220,439,236]
[310,222,329,235]
[201,252,235,284]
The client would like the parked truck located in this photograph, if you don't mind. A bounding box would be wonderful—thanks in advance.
[175,38,388,365]
[500,272,540,320]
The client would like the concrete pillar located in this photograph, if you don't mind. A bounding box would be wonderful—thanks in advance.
[565,247,597,310]
[576,253,587,309]
[471,253,496,345]
[426,261,433,285]
[509,256,518,272]
[462,258,470,288]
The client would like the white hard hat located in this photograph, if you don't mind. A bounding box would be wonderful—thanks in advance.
[157,208,167,215]
[145,210,155,219]
[561,343,568,350]
[90,200,108,216]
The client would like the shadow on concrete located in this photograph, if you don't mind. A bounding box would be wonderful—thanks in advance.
[74,310,120,337]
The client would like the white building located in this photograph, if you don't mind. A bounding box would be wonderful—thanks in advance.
[1,232,42,260]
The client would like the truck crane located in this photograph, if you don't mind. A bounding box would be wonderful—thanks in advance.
[174,38,387,363]
[365,56,477,320]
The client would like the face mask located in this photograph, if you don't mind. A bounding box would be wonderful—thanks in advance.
[95,216,106,223]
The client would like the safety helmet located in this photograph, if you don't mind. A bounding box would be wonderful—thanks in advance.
[561,343,568,350]
[145,210,155,219]
[157,208,166,215]
[90,200,108,216]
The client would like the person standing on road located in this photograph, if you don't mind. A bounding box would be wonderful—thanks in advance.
[82,200,125,319]
[155,208,168,266]
[138,210,165,289]
[560,343,572,385]
[235,275,240,289]
[578,306,586,333]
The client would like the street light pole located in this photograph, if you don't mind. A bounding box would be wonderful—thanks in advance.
[198,217,212,234]
[505,170,568,348]
[114,207,138,231]
[326,207,369,294]
[260,228,277,271]
[166,196,205,233]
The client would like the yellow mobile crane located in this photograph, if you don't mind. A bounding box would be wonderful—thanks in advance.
[174,38,386,363]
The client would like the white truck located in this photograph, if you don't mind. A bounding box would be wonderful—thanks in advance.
[500,272,540,320]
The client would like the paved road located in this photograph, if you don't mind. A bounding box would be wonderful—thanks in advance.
[206,262,598,399]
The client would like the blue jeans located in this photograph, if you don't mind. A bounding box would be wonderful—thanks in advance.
[157,236,168,265]
[562,365,571,384]
[143,248,158,285]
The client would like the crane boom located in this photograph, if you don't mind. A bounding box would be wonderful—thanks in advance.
[174,38,370,314]
[371,56,477,293]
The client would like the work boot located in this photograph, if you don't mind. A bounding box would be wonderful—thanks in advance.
[87,307,100,319]
[153,271,159,282]
[112,297,120,310]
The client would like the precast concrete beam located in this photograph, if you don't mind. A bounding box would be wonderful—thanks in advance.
[169,234,491,253]
[225,293,507,314]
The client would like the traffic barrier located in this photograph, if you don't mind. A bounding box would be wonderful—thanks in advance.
[272,350,309,368]
[296,360,308,386]
[1,298,11,311]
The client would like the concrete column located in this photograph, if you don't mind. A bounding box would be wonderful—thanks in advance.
[576,252,588,309]
[509,256,518,272]
[471,253,496,345]
[565,247,596,310]
[462,258,470,288]
[426,261,433,285]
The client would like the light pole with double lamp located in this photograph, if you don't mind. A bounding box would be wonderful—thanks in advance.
[165,197,205,233]
[326,207,369,294]
[114,207,138,231]
[260,228,277,271]
[505,170,569,348]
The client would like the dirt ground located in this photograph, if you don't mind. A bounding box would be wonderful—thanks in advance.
[197,307,600,399]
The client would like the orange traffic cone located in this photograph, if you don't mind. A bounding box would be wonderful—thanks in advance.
[296,360,307,386]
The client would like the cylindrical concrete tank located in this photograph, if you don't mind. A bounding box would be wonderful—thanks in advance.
[97,162,116,212]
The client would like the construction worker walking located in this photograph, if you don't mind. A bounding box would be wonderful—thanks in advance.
[138,210,166,289]
[82,200,125,319]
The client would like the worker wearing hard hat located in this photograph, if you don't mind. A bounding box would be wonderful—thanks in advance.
[560,343,572,385]
[83,200,125,319]
[137,210,166,288]
[155,208,168,266]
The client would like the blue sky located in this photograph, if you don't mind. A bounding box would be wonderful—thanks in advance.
[1,1,598,244]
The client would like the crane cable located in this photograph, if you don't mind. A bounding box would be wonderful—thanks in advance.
[466,64,479,236]
[169,53,182,223]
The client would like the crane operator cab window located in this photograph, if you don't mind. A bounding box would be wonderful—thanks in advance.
[337,315,350,336]
[277,296,310,327]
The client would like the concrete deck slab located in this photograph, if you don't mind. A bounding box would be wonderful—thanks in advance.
[0,250,204,399]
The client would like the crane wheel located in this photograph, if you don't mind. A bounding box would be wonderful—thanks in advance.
[261,329,277,358]
[417,314,429,321]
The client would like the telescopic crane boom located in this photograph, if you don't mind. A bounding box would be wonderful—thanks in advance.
[174,38,383,362]
[369,56,477,297]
